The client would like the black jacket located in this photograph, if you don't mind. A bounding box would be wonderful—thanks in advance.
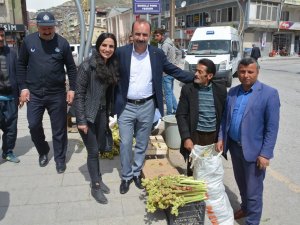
[17,32,77,95]
[176,81,227,160]
[75,52,117,125]
[250,47,261,60]
[0,46,19,104]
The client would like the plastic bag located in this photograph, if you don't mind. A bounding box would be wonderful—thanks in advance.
[189,144,234,225]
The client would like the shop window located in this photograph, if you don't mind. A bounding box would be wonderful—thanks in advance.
[193,14,200,27]
[215,7,237,23]
[186,15,193,28]
[221,8,227,22]
[272,6,278,21]
[216,9,221,23]
[255,2,278,21]
[281,11,289,21]
[228,8,233,22]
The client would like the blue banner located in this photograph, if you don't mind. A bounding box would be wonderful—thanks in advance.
[133,0,161,14]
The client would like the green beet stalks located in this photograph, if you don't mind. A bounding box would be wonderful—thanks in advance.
[142,175,207,216]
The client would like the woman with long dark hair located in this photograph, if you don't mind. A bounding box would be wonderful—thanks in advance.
[75,33,119,204]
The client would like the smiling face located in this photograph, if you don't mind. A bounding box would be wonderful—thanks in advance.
[132,21,150,53]
[238,63,259,91]
[99,37,115,63]
[38,25,55,40]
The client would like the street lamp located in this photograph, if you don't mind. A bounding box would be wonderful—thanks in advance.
[170,0,175,40]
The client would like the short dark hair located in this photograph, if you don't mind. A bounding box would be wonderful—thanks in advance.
[153,28,165,36]
[0,27,5,32]
[131,19,151,33]
[95,33,117,55]
[198,58,216,76]
[238,57,260,70]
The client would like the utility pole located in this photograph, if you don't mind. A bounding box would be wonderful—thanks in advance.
[169,0,175,40]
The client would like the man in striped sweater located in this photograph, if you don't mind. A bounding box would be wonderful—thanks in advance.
[176,58,227,175]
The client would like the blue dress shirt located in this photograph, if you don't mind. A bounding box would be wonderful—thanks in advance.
[228,85,254,142]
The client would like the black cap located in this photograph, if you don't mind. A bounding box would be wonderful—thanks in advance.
[36,12,56,26]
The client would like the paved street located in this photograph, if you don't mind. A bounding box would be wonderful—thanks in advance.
[0,57,299,225]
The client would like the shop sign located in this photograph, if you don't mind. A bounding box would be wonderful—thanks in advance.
[279,21,300,30]
[133,0,161,14]
[0,23,26,32]
[185,29,195,35]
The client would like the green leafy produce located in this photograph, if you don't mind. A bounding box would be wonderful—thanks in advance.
[142,175,207,216]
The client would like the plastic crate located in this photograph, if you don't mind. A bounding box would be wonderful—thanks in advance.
[165,201,206,225]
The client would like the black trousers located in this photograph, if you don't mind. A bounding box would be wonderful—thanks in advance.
[0,99,18,154]
[187,130,217,176]
[79,108,107,185]
[27,92,67,164]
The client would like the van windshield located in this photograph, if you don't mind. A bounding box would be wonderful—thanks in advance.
[187,40,231,55]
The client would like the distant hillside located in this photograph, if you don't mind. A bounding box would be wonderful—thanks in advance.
[95,0,132,8]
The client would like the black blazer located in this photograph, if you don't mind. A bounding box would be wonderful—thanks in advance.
[114,44,194,117]
[176,81,227,160]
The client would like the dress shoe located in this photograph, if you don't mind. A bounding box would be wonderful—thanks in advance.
[56,163,66,174]
[91,187,108,204]
[133,176,144,189]
[234,209,247,220]
[119,179,132,194]
[90,180,110,194]
[39,154,48,167]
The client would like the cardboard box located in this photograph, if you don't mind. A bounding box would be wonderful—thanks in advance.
[146,135,168,156]
[142,158,179,179]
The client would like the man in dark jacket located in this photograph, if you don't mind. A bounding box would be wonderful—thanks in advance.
[176,58,227,175]
[0,27,20,163]
[17,12,77,173]
[250,44,261,61]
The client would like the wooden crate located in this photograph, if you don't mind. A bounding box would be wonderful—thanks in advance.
[142,158,179,179]
[146,135,168,156]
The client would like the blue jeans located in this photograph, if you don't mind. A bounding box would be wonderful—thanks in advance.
[163,75,177,115]
[118,99,155,180]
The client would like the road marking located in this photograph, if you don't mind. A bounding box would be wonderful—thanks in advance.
[268,167,300,193]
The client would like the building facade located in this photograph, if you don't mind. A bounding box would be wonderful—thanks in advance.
[0,0,27,48]
[154,0,300,56]
[107,0,300,56]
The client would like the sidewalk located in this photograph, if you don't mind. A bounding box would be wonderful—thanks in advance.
[0,107,167,225]
[260,55,300,61]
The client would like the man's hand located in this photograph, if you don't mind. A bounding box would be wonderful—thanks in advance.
[18,97,24,108]
[77,125,88,134]
[183,138,194,151]
[66,90,75,105]
[257,156,270,170]
[216,140,224,152]
[20,89,30,104]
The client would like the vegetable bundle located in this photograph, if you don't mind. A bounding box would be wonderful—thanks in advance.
[142,175,207,216]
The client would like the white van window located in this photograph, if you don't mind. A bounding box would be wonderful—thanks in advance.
[188,40,231,55]
[232,41,239,52]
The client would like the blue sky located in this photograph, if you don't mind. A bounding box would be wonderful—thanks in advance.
[26,0,69,11]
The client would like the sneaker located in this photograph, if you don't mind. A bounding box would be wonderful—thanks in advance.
[2,152,20,163]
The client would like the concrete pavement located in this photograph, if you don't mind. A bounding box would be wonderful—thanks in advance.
[0,107,167,225]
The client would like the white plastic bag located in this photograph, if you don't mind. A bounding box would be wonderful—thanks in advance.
[190,144,234,225]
